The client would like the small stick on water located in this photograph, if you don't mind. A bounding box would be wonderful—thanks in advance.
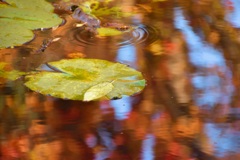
[35,37,61,54]
[71,5,101,34]
[0,0,9,5]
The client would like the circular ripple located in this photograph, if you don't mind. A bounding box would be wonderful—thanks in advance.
[71,25,160,47]
[71,27,97,46]
[118,25,160,46]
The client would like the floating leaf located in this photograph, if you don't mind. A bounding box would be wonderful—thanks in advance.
[0,0,62,48]
[97,27,123,36]
[83,82,114,101]
[25,58,146,101]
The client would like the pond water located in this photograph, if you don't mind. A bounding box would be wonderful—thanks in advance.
[1,0,240,159]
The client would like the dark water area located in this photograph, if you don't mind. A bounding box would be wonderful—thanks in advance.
[2,0,240,159]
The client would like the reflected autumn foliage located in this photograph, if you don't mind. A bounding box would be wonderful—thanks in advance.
[2,0,240,159]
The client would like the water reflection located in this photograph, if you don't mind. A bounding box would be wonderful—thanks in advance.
[72,24,159,47]
[110,97,132,120]
[174,7,234,109]
[225,0,240,28]
[1,0,240,159]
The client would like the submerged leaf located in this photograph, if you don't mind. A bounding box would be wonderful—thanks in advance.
[0,0,62,48]
[25,58,146,101]
[146,40,163,55]
[97,27,123,36]
[79,0,134,18]
[0,62,25,80]
[84,82,114,101]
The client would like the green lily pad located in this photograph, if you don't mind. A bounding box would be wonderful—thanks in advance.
[0,0,62,48]
[24,59,146,101]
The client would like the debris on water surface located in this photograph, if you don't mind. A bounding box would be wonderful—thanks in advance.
[72,7,100,34]
[75,23,85,27]
[35,37,61,54]
[103,22,132,31]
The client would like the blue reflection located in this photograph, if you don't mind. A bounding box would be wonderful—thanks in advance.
[110,97,131,120]
[205,123,240,157]
[192,75,221,89]
[174,7,234,108]
[112,44,138,120]
[141,134,155,160]
[116,45,137,68]
[225,0,240,28]
[174,7,236,157]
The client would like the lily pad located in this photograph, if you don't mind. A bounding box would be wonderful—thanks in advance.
[25,58,146,101]
[0,0,62,48]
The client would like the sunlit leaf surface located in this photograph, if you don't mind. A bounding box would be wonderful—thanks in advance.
[25,59,146,101]
[0,0,62,48]
[83,82,114,101]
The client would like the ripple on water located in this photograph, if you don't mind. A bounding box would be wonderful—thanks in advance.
[71,25,160,47]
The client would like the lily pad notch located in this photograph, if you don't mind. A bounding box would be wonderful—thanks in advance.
[24,58,146,101]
